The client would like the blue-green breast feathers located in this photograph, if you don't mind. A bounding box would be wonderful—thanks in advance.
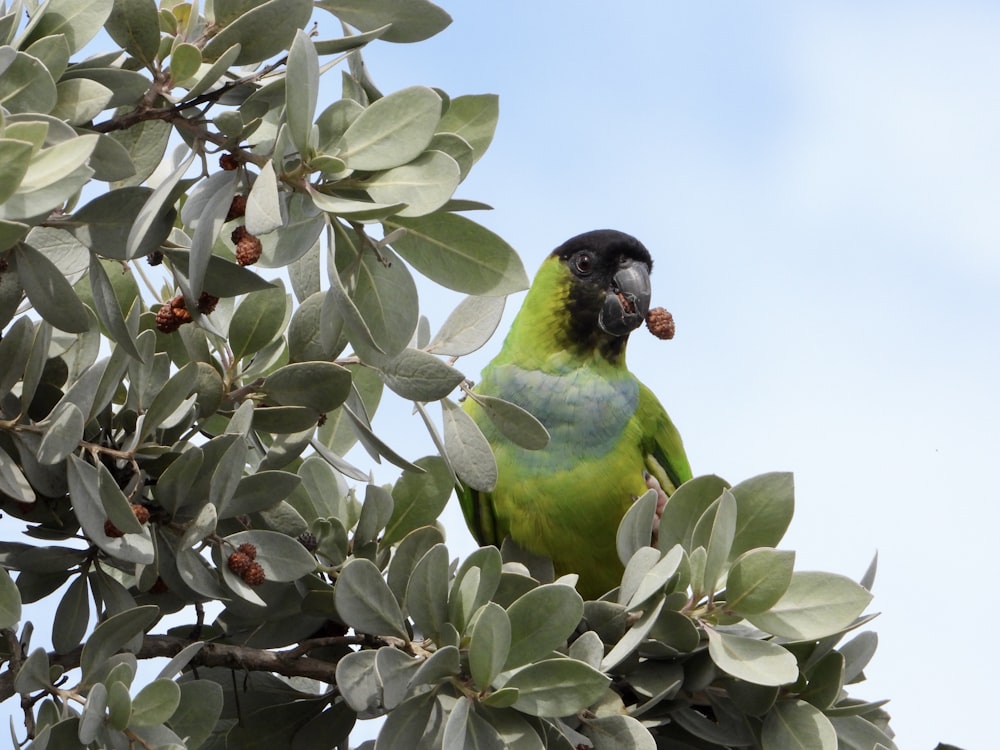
[477,363,639,473]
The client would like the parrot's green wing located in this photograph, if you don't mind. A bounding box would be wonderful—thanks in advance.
[456,471,500,547]
[638,382,692,495]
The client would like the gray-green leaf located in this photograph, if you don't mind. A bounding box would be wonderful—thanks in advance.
[503,658,609,717]
[79,605,159,682]
[385,213,528,295]
[0,565,22,629]
[441,397,496,492]
[285,29,319,156]
[469,394,549,451]
[380,349,464,401]
[747,571,874,640]
[335,558,408,639]
[14,242,91,333]
[725,548,795,616]
[130,678,181,726]
[336,86,442,170]
[705,627,798,687]
[427,294,505,357]
[505,583,583,670]
[762,700,838,750]
[469,602,511,690]
[263,361,352,413]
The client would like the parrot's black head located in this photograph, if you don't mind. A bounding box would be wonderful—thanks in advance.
[550,229,653,361]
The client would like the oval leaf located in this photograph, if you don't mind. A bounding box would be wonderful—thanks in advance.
[426,294,505,357]
[441,397,496,492]
[725,548,795,616]
[504,658,609,717]
[14,242,91,333]
[405,543,450,641]
[263,361,352,413]
[470,394,549,451]
[366,151,460,217]
[52,574,90,654]
[617,489,658,565]
[468,602,511,690]
[705,628,799,687]
[37,402,85,465]
[746,572,874,641]
[229,279,287,363]
[583,715,656,750]
[382,456,453,546]
[336,86,442,171]
[335,558,408,639]
[505,583,584,670]
[79,605,159,682]
[105,0,161,65]
[0,566,22,629]
[730,472,795,558]
[385,213,528,296]
[130,678,181,727]
[702,489,738,593]
[202,0,312,65]
[380,349,464,401]
[762,700,838,750]
[285,29,319,156]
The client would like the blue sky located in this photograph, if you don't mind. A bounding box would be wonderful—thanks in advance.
[355,2,1000,746]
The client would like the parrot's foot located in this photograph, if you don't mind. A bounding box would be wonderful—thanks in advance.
[645,471,669,547]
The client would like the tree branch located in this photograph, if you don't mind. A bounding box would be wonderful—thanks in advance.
[0,633,371,704]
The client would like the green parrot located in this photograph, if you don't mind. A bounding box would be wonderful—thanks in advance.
[458,229,692,600]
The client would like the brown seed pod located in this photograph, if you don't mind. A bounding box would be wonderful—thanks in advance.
[219,153,239,171]
[241,561,266,586]
[645,307,676,340]
[227,551,252,575]
[232,226,262,266]
[155,305,181,333]
[104,520,124,538]
[236,542,257,560]
[226,194,247,222]
[197,292,219,315]
[131,503,150,524]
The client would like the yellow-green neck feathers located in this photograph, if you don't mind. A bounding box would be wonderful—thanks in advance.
[495,257,631,373]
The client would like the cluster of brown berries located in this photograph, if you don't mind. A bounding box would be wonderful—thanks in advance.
[231,225,262,266]
[227,542,265,586]
[155,292,220,333]
[221,184,260,266]
[219,153,240,171]
[646,307,676,340]
[104,503,150,538]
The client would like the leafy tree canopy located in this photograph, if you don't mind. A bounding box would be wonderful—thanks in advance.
[0,0,896,748]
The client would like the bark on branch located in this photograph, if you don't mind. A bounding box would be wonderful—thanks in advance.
[0,633,370,704]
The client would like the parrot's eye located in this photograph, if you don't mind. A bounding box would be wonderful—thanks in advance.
[572,252,593,276]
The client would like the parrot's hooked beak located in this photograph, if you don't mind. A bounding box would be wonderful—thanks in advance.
[598,259,651,336]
